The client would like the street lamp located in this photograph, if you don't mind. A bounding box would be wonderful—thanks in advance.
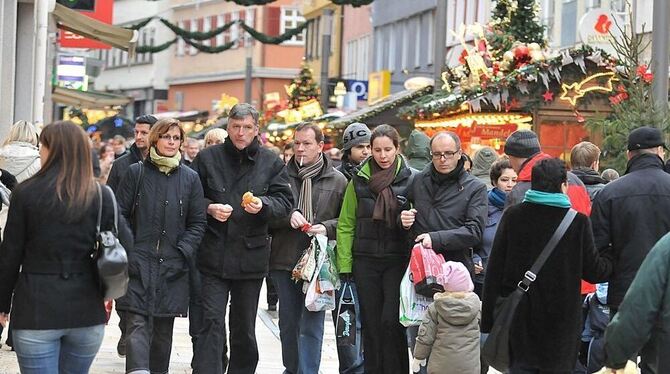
[319,8,334,112]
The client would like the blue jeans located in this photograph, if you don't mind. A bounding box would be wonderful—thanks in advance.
[271,270,325,374]
[332,281,365,374]
[13,324,105,374]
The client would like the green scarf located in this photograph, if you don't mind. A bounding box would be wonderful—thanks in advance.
[150,146,181,174]
[523,189,571,208]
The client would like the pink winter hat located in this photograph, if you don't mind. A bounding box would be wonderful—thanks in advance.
[441,261,474,292]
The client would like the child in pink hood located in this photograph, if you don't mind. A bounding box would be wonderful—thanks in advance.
[412,261,481,374]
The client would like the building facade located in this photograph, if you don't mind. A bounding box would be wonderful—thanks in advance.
[302,0,343,86]
[167,0,305,112]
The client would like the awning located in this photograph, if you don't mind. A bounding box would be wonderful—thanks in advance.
[52,86,133,109]
[51,3,138,52]
[328,86,433,129]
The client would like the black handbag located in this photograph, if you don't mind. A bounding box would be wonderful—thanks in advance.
[482,209,577,372]
[94,183,129,300]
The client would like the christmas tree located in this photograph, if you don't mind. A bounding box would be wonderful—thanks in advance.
[488,0,546,58]
[586,21,666,173]
[287,62,320,109]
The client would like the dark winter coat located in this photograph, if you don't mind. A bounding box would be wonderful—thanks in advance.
[571,167,606,202]
[591,153,670,308]
[191,138,293,279]
[474,202,504,284]
[269,155,347,271]
[115,161,207,317]
[0,180,133,329]
[407,167,487,274]
[481,203,612,372]
[107,143,144,192]
[604,231,670,373]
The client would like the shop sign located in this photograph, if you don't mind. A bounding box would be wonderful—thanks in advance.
[579,9,624,55]
[471,123,518,139]
[345,80,368,101]
[57,55,87,91]
[367,71,391,105]
[59,0,113,49]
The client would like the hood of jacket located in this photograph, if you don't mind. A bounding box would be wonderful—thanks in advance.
[571,167,606,186]
[404,130,431,170]
[517,152,552,182]
[0,142,40,174]
[433,291,480,326]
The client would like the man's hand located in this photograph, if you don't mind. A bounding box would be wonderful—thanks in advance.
[307,224,327,236]
[415,233,432,249]
[0,313,8,327]
[474,261,484,275]
[208,204,233,222]
[411,358,426,373]
[290,211,309,229]
[244,198,263,214]
[400,209,417,229]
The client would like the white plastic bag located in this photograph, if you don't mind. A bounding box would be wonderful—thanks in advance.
[305,234,336,311]
[399,266,432,327]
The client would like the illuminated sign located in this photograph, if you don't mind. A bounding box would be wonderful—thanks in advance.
[559,72,616,106]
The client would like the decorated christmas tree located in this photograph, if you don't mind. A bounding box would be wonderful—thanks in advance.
[586,21,666,173]
[287,62,320,109]
[488,0,546,58]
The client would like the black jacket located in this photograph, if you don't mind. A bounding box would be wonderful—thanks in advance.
[269,155,347,271]
[191,138,293,279]
[591,153,670,308]
[115,161,206,317]
[571,167,606,202]
[407,167,487,273]
[482,203,612,372]
[0,179,133,329]
[107,144,144,192]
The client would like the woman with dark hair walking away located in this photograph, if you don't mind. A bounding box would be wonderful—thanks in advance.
[337,124,414,374]
[0,121,132,373]
[115,118,206,374]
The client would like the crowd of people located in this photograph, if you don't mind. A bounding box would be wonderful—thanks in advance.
[0,105,668,374]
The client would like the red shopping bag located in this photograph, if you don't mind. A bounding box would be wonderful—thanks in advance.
[409,243,446,297]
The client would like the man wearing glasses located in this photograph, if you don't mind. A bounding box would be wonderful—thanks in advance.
[190,103,293,374]
[400,131,487,370]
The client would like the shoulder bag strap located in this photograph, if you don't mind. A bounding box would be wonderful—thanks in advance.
[103,184,119,235]
[129,161,144,223]
[96,182,103,235]
[517,208,578,293]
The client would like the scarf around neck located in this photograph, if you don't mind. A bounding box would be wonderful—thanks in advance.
[150,147,181,174]
[430,155,465,185]
[523,189,571,208]
[295,153,325,223]
[368,156,399,227]
[488,187,507,209]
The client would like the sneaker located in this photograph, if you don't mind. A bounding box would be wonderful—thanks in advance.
[117,338,126,358]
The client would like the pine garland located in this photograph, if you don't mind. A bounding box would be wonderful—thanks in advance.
[224,0,277,4]
[183,38,237,53]
[160,18,237,41]
[136,38,177,53]
[126,17,155,31]
[239,21,310,45]
[331,0,374,6]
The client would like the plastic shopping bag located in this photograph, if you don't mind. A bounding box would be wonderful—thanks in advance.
[335,281,356,346]
[305,234,336,311]
[399,266,432,327]
[318,240,340,292]
[409,243,446,297]
[292,237,318,282]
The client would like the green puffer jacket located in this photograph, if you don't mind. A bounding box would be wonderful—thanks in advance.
[413,291,481,374]
[604,232,670,373]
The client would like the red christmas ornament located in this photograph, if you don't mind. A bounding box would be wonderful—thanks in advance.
[514,45,529,59]
[574,110,585,123]
[542,90,554,102]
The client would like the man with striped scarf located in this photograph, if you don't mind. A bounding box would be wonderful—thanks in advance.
[269,122,348,374]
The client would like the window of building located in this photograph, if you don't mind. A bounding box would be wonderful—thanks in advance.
[560,0,577,47]
[189,18,198,55]
[281,7,305,44]
[427,11,434,65]
[415,18,421,68]
[177,21,185,56]
[231,11,240,48]
[388,25,396,71]
[542,0,555,44]
[202,16,211,47]
[610,0,626,12]
[586,0,601,11]
[401,19,409,70]
[216,14,225,46]
[245,10,255,45]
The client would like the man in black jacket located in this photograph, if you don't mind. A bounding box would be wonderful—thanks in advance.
[591,126,670,374]
[191,103,293,374]
[570,141,606,201]
[107,114,158,191]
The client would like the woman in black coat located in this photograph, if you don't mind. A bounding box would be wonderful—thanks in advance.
[115,118,206,374]
[481,158,612,374]
[0,121,132,373]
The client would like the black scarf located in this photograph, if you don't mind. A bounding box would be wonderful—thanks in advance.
[223,136,260,161]
[430,156,465,185]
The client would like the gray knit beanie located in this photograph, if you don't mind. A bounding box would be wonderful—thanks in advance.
[504,130,541,158]
[342,122,371,151]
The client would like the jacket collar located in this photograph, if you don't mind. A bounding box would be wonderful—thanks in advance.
[571,167,606,185]
[223,136,261,162]
[517,152,552,182]
[129,143,146,162]
[625,153,665,174]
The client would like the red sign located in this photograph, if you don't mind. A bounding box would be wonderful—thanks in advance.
[59,0,113,49]
[471,123,518,139]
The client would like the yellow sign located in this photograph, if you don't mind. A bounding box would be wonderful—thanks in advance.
[218,94,239,112]
[368,70,391,105]
[559,72,616,106]
[276,99,324,123]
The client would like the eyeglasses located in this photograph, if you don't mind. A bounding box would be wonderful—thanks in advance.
[159,134,182,142]
[430,150,460,160]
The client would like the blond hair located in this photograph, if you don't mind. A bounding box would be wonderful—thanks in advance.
[204,128,228,147]
[570,141,600,169]
[4,120,39,146]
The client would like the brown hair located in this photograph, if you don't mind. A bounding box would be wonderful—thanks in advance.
[28,121,95,220]
[489,157,513,186]
[148,118,185,148]
[294,122,324,143]
[370,124,400,149]
[570,141,600,169]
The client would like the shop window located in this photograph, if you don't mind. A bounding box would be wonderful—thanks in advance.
[539,121,589,159]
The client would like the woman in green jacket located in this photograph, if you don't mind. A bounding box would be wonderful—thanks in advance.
[337,124,414,374]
